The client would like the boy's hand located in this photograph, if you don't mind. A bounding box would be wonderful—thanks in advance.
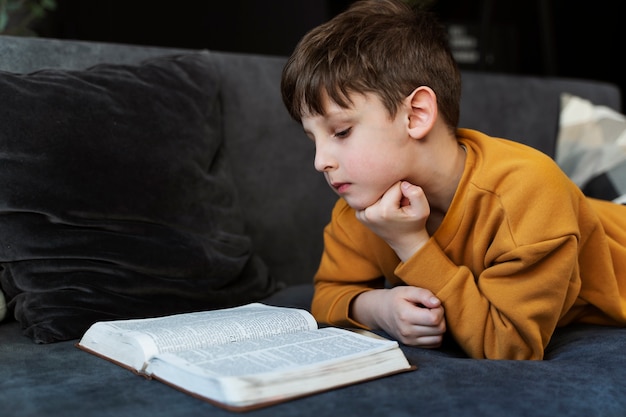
[352,286,446,348]
[356,181,430,262]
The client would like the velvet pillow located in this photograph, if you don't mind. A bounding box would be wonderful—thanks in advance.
[556,93,626,203]
[0,52,276,343]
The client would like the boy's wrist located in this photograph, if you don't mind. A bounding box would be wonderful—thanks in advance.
[392,233,430,263]
[350,289,386,330]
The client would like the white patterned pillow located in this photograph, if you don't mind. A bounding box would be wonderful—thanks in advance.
[556,93,626,203]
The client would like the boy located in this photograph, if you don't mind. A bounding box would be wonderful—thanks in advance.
[280,0,626,360]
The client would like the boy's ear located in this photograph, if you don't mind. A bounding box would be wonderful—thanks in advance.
[405,86,437,139]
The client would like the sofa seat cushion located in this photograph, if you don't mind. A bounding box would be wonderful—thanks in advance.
[0,51,276,343]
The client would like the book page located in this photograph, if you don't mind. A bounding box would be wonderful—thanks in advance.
[78,303,317,371]
[145,327,411,408]
[150,327,399,376]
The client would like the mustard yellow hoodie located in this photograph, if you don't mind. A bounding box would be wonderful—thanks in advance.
[311,128,626,360]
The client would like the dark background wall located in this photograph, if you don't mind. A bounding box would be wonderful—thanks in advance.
[34,0,624,101]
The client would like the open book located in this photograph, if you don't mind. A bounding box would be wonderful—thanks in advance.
[77,303,414,411]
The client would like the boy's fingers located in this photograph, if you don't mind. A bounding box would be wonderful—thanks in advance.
[400,181,428,212]
[401,286,440,308]
[380,181,403,207]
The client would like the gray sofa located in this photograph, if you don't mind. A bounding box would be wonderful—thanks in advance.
[1,34,625,417]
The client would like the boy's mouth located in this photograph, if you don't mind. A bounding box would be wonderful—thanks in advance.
[331,182,350,193]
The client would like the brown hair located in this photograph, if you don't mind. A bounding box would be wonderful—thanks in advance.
[281,0,461,131]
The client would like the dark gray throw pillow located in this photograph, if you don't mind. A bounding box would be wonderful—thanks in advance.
[0,51,277,343]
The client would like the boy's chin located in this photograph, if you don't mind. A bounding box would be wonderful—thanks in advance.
[343,196,378,212]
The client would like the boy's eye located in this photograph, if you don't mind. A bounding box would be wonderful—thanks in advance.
[334,127,351,138]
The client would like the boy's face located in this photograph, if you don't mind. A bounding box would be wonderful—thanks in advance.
[301,92,417,211]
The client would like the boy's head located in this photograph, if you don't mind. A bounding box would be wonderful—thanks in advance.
[281,0,461,132]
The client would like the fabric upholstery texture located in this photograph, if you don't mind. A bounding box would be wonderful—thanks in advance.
[0,289,5,321]
[556,93,626,202]
[0,51,276,343]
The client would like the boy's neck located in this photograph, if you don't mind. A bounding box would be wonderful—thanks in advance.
[425,140,467,234]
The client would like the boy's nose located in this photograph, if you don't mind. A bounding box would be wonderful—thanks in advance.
[314,145,335,172]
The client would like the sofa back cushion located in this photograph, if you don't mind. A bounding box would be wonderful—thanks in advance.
[459,70,621,157]
[0,35,621,292]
